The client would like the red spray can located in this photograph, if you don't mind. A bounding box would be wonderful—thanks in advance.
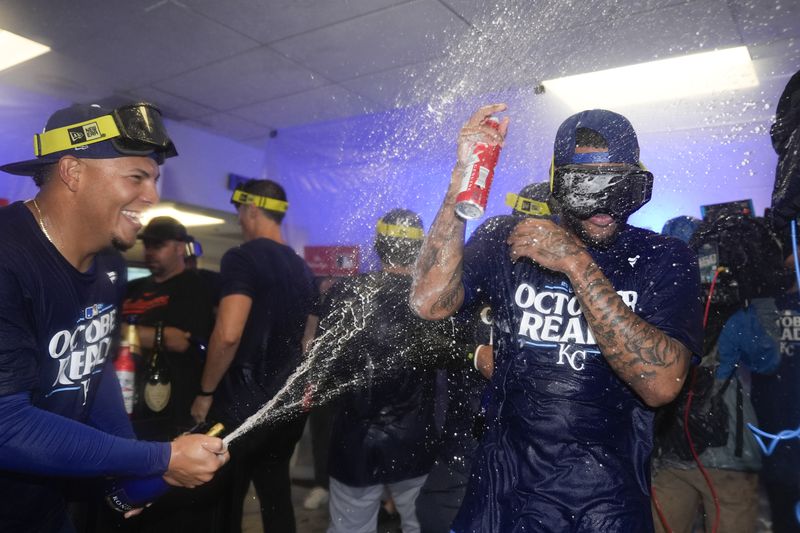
[455,116,502,220]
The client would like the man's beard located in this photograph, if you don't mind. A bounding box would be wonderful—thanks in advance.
[561,210,627,249]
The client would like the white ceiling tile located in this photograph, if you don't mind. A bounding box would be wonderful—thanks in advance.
[183,112,273,140]
[154,46,328,111]
[729,0,800,45]
[184,0,409,43]
[60,2,261,87]
[231,85,379,129]
[270,0,472,82]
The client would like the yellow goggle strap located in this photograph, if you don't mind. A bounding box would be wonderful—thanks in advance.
[505,193,551,217]
[376,221,423,240]
[34,115,121,157]
[231,190,289,213]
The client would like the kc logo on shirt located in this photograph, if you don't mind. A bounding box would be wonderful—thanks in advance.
[47,304,117,403]
[514,282,638,370]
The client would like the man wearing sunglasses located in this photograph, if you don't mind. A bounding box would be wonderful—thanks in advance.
[0,103,228,532]
[410,104,702,532]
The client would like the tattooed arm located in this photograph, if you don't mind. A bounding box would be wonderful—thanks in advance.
[507,219,690,407]
[410,104,509,320]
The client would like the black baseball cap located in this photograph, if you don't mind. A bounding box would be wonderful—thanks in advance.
[138,216,188,243]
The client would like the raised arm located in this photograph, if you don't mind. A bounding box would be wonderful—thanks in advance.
[410,103,509,320]
[507,219,690,407]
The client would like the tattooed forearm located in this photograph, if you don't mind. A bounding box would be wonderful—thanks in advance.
[570,257,690,407]
[410,168,467,320]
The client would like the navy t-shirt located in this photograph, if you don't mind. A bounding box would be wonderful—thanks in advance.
[0,202,170,531]
[451,216,703,533]
[213,238,317,427]
[751,292,800,484]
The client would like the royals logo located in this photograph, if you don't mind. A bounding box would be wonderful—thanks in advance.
[514,282,638,371]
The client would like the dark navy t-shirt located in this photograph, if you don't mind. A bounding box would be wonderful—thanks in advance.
[451,216,703,533]
[0,202,170,531]
[751,292,800,484]
[213,238,317,427]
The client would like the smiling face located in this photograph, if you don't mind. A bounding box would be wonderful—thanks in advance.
[75,156,160,251]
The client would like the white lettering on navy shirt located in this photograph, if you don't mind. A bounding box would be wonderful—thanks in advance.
[514,282,638,371]
[47,304,116,403]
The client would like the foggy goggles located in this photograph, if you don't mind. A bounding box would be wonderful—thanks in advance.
[34,103,177,162]
[505,192,551,217]
[376,221,424,240]
[551,165,653,219]
[230,189,289,213]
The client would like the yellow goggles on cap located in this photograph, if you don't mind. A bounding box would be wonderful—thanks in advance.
[35,115,121,156]
[33,103,176,160]
[231,189,289,213]
[505,192,551,217]
[376,221,423,240]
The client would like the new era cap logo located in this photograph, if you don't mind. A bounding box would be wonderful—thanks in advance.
[67,122,103,145]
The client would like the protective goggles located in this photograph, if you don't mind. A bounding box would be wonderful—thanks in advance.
[376,221,423,240]
[505,192,551,217]
[230,189,289,213]
[551,165,653,219]
[34,103,177,162]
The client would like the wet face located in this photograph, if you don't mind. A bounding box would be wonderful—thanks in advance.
[560,146,635,248]
[77,156,160,250]
[144,239,184,280]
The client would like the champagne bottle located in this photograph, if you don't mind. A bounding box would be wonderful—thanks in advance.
[115,319,140,415]
[143,322,171,413]
[105,423,225,513]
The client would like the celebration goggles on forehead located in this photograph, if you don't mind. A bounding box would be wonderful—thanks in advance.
[505,192,551,217]
[550,164,653,219]
[230,189,289,213]
[376,220,424,240]
[33,103,177,163]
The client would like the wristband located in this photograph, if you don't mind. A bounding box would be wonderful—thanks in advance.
[197,390,215,397]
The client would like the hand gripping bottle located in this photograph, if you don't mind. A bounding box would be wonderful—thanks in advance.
[105,422,225,513]
[455,115,503,220]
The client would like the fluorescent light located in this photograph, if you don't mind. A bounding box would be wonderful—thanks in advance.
[542,46,758,111]
[0,30,50,73]
[142,205,226,227]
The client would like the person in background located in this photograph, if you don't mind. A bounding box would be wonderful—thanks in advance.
[320,209,463,533]
[661,215,701,244]
[123,216,215,441]
[411,104,703,532]
[183,235,223,309]
[191,179,317,533]
[751,234,800,533]
[0,102,228,532]
[652,213,782,533]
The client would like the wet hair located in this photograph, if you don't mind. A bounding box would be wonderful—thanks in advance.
[32,164,55,188]
[374,208,424,267]
[574,128,608,150]
[239,179,287,224]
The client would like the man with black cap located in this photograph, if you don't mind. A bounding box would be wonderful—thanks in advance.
[0,103,228,531]
[123,216,215,441]
[191,178,317,533]
[411,104,702,532]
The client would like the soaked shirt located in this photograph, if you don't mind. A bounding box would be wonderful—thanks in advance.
[451,216,703,533]
[323,272,460,487]
[751,292,800,484]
